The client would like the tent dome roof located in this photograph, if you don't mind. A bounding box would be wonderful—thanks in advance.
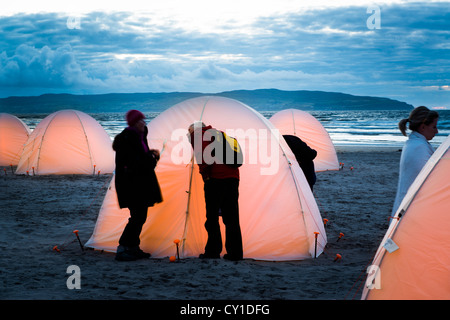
[87,97,327,260]
[15,109,114,175]
[0,113,30,166]
[270,109,339,172]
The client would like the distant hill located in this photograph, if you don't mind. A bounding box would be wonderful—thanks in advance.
[0,89,413,113]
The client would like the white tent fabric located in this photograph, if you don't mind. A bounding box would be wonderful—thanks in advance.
[86,96,327,260]
[16,110,114,175]
[362,134,450,300]
[0,113,30,166]
[269,109,339,172]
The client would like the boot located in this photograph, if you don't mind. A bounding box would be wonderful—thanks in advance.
[129,246,151,259]
[115,245,139,261]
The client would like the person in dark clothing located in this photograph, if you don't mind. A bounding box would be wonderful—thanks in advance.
[188,122,243,261]
[113,109,163,261]
[283,135,317,191]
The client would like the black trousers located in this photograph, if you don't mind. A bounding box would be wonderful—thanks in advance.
[203,178,243,259]
[119,205,148,247]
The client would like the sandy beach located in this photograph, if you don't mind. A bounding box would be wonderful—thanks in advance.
[0,147,401,304]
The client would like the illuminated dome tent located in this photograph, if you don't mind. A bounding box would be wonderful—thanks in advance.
[270,109,339,172]
[362,135,450,300]
[86,96,327,260]
[16,110,114,175]
[0,113,31,166]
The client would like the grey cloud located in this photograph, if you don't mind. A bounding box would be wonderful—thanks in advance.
[0,44,103,90]
[0,2,449,106]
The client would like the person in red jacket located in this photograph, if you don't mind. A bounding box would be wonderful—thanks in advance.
[188,122,243,261]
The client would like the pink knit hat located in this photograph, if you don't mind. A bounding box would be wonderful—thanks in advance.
[126,109,145,126]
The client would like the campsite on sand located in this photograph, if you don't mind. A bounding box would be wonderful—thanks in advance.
[0,147,399,300]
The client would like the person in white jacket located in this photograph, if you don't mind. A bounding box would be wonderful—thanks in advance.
[392,106,439,216]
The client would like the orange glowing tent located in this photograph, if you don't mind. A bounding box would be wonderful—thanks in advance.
[0,113,30,166]
[86,96,327,260]
[269,109,339,172]
[15,110,114,175]
[362,134,450,300]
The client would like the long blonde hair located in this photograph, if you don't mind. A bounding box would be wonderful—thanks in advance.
[398,106,439,136]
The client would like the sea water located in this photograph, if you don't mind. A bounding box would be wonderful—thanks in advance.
[16,110,450,149]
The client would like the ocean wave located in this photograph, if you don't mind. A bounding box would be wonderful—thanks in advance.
[15,109,450,148]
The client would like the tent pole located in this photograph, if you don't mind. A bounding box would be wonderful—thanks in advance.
[74,110,96,173]
[181,100,210,258]
[181,155,195,258]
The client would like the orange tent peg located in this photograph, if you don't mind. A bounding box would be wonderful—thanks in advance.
[174,239,180,260]
[334,254,342,262]
[337,232,345,242]
[73,230,84,251]
[314,232,320,258]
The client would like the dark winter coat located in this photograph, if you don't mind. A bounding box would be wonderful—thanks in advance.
[283,135,317,190]
[113,126,162,208]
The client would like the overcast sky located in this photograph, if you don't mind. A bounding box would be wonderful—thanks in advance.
[1,0,449,108]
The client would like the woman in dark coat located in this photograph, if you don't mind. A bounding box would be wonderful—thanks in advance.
[113,110,162,261]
